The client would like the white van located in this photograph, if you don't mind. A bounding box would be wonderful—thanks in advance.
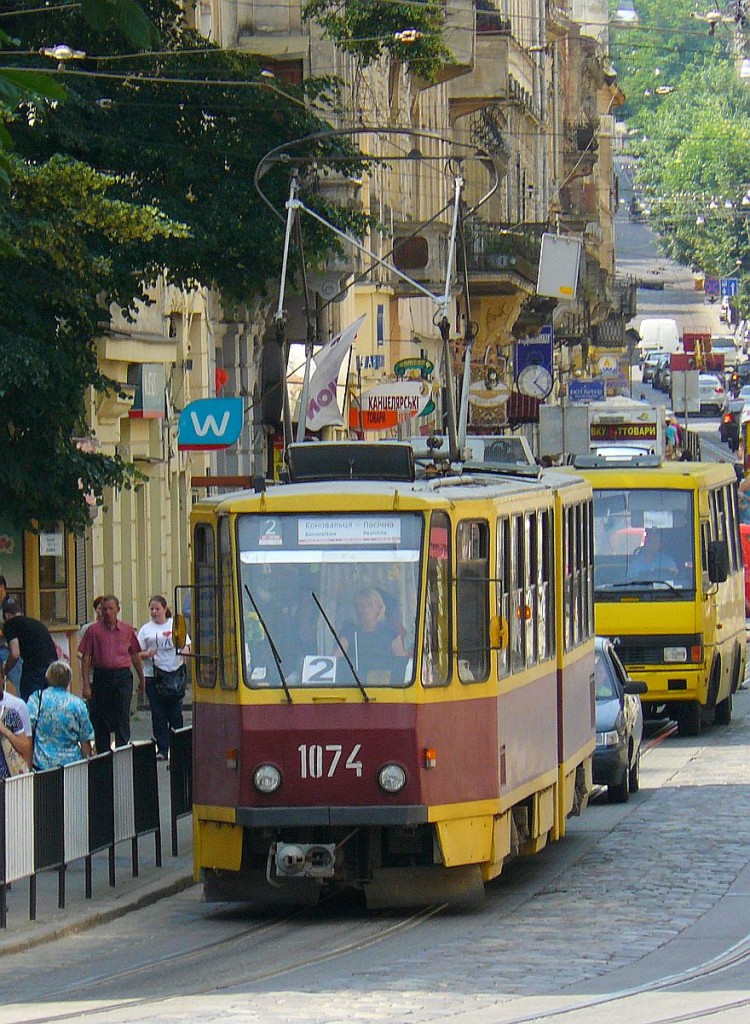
[637,317,680,360]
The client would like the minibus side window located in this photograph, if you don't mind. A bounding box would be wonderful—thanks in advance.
[700,521,710,579]
[422,512,451,687]
[194,523,217,688]
[457,520,489,682]
[726,484,740,572]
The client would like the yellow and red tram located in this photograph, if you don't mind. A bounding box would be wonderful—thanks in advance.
[184,443,595,907]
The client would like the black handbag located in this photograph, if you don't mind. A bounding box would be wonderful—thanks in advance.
[153,664,187,699]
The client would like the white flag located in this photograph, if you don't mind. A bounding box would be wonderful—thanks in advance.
[305,314,366,431]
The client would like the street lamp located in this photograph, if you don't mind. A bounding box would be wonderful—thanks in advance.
[612,0,639,25]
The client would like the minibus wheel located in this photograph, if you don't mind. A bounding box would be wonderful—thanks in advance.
[715,693,733,726]
[676,700,702,737]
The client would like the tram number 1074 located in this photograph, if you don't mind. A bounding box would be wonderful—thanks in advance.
[298,743,364,779]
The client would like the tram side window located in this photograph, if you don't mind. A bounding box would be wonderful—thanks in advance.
[539,509,555,661]
[456,520,489,683]
[524,513,538,667]
[564,503,588,651]
[496,517,511,678]
[194,523,217,688]
[422,512,451,688]
[510,514,526,672]
[563,507,575,650]
[218,516,238,690]
[582,501,594,640]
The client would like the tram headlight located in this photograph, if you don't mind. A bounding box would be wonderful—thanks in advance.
[378,763,407,793]
[664,646,687,663]
[253,764,282,794]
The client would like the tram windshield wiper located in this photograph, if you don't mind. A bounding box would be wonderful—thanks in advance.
[312,592,370,702]
[244,585,293,704]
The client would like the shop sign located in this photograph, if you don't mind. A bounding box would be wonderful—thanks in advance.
[394,357,434,378]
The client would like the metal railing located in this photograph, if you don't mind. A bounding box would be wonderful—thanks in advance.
[0,742,161,927]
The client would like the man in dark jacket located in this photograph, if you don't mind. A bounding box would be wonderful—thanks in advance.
[2,601,58,701]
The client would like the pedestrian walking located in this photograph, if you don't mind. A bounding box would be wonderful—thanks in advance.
[79,596,105,643]
[78,595,145,754]
[78,595,104,685]
[137,595,190,760]
[28,661,94,770]
[2,601,58,702]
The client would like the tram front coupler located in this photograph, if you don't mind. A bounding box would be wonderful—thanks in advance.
[267,842,337,882]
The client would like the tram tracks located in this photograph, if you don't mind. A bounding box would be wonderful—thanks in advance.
[2,720,741,1024]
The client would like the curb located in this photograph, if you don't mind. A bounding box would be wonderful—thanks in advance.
[0,871,196,957]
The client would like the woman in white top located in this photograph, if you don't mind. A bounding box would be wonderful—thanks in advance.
[137,595,191,760]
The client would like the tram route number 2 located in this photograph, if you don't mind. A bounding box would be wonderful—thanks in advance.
[298,743,363,779]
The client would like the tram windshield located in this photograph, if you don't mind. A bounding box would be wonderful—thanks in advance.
[592,489,695,594]
[237,513,422,689]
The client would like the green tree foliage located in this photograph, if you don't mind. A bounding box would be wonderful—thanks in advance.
[302,0,452,80]
[0,0,363,530]
[611,3,750,311]
[0,155,185,531]
[630,63,750,285]
[609,0,722,121]
[4,0,361,305]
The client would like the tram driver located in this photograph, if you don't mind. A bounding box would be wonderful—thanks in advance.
[339,588,410,682]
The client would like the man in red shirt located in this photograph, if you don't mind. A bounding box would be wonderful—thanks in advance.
[79,595,145,754]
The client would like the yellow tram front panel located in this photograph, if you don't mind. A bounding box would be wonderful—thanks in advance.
[187,450,596,904]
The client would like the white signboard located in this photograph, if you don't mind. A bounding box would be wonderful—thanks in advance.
[39,533,64,558]
[537,233,582,299]
[671,370,700,415]
[362,381,431,418]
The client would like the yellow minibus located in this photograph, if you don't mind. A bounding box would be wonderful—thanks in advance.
[574,458,745,736]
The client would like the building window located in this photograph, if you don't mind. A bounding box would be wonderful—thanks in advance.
[0,516,25,613]
[39,526,68,624]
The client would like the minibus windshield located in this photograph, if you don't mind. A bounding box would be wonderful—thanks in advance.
[592,490,695,593]
[237,513,422,689]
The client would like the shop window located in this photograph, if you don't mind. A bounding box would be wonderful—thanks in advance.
[0,516,25,613]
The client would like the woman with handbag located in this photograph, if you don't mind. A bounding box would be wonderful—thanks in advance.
[137,595,191,761]
[28,660,94,769]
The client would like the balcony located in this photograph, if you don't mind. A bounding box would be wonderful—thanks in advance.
[563,120,599,178]
[461,222,543,294]
[448,29,509,119]
[430,0,476,85]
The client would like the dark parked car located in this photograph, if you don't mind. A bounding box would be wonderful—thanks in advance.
[653,354,671,393]
[594,637,647,803]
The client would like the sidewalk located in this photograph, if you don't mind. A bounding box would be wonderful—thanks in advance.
[0,701,196,955]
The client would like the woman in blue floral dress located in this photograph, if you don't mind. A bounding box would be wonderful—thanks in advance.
[28,661,94,769]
